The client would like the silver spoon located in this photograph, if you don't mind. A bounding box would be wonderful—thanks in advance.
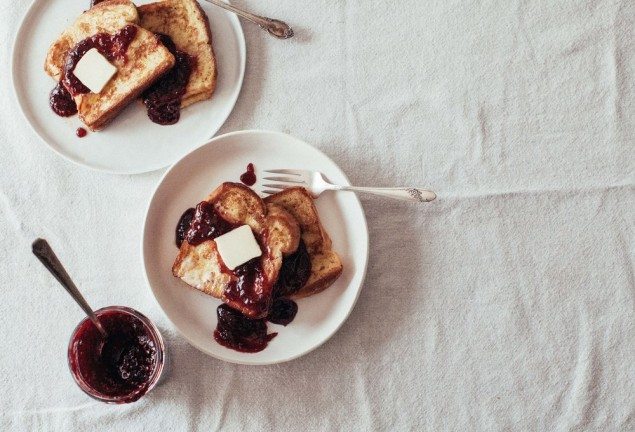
[32,238,107,338]
[205,0,294,39]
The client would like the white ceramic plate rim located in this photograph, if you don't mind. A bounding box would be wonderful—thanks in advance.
[9,0,246,175]
[141,130,370,365]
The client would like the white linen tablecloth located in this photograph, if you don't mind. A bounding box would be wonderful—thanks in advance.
[0,0,633,430]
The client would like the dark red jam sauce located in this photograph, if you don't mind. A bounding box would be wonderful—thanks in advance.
[76,127,87,138]
[185,201,235,246]
[142,34,194,125]
[62,25,137,97]
[267,298,298,326]
[214,304,277,353]
[49,83,77,117]
[274,240,311,298]
[240,163,256,186]
[224,256,270,319]
[68,310,158,401]
[175,207,195,248]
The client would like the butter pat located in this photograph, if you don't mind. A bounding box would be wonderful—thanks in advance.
[72,48,117,94]
[214,225,262,270]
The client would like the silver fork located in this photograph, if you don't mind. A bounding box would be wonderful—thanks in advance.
[262,169,436,203]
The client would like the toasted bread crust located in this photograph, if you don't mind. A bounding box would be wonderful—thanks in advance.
[181,89,214,108]
[265,187,343,298]
[172,183,301,318]
[138,0,217,108]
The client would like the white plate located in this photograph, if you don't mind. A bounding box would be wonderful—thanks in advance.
[11,0,245,174]
[142,130,369,365]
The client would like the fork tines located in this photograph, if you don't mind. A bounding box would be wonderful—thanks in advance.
[261,169,309,195]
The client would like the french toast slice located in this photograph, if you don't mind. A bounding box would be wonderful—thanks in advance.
[173,183,301,318]
[138,0,217,108]
[265,187,343,298]
[44,0,175,130]
[44,0,139,81]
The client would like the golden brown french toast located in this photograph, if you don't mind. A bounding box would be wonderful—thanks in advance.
[138,0,216,108]
[172,183,301,318]
[265,187,343,298]
[44,0,139,81]
[44,0,175,130]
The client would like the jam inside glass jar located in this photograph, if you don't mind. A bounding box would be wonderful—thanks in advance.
[68,306,165,403]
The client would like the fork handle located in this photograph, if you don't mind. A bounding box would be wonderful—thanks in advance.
[336,186,436,202]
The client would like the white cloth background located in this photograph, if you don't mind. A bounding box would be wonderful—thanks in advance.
[1,0,633,430]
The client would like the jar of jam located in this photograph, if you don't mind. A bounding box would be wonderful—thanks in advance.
[67,306,165,403]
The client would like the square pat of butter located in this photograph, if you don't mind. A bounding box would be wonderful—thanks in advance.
[214,225,262,270]
[73,48,117,94]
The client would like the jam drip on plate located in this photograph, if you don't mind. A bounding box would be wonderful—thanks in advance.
[142,34,194,125]
[69,310,157,401]
[50,25,138,116]
[76,127,87,138]
[175,207,195,248]
[49,83,78,117]
[240,163,256,186]
[214,304,277,353]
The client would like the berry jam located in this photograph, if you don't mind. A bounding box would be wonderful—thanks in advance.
[223,256,270,319]
[62,25,138,97]
[185,201,235,246]
[240,163,256,186]
[142,34,194,125]
[267,298,298,326]
[274,240,311,297]
[214,304,277,353]
[76,127,87,138]
[175,207,195,248]
[49,83,77,117]
[68,309,159,402]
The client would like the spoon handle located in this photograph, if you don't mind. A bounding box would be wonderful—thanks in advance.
[204,0,293,39]
[32,239,107,337]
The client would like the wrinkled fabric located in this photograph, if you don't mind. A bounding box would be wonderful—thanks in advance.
[0,0,633,431]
